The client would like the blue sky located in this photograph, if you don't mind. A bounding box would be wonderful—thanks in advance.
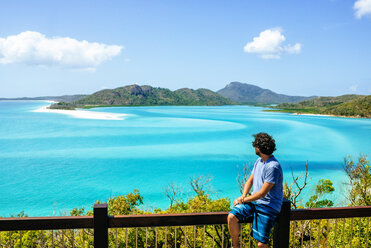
[0,0,370,97]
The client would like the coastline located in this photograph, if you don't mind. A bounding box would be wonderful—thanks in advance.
[292,113,335,117]
[263,109,368,119]
[33,103,128,120]
[291,112,366,119]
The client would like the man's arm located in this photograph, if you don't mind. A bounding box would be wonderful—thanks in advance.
[234,182,274,205]
[233,174,253,205]
[242,182,274,203]
[242,174,253,197]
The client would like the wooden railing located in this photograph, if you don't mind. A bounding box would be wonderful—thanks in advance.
[0,200,370,247]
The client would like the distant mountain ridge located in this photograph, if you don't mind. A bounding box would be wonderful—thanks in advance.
[5,82,356,110]
[50,84,235,109]
[217,82,316,104]
[0,95,87,103]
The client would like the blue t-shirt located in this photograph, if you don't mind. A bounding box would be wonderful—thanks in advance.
[252,156,283,213]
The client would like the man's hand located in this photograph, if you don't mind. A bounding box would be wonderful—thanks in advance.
[234,196,244,206]
[241,182,275,203]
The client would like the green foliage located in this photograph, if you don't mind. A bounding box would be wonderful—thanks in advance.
[169,194,231,214]
[315,179,335,194]
[285,157,370,247]
[49,101,76,110]
[50,84,235,109]
[272,94,371,118]
[11,210,27,218]
[161,176,231,214]
[70,207,85,216]
[326,95,371,117]
[343,154,371,206]
[107,189,143,215]
[305,179,334,208]
[290,216,371,247]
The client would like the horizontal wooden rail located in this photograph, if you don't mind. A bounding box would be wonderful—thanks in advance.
[109,212,229,228]
[0,205,370,231]
[290,205,371,220]
[0,216,93,231]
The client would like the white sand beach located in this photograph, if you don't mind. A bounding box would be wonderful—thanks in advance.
[33,105,128,120]
[292,113,334,117]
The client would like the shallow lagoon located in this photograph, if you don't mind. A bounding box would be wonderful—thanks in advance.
[0,101,370,216]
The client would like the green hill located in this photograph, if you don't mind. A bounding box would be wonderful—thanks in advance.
[50,84,235,109]
[271,95,371,118]
[217,82,316,104]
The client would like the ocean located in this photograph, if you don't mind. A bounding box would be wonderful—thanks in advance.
[0,101,370,216]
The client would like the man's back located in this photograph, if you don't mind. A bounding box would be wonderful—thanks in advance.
[252,156,283,213]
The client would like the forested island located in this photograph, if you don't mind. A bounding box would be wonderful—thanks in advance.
[49,84,235,109]
[3,82,369,118]
[268,95,371,118]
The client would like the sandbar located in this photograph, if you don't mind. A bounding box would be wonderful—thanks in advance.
[33,105,128,120]
[292,113,334,117]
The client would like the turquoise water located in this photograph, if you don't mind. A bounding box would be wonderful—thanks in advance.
[0,101,370,216]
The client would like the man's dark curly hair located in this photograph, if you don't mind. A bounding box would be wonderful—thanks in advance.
[252,132,276,155]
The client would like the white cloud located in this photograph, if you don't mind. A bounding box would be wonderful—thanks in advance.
[243,28,302,59]
[284,43,302,54]
[0,31,123,70]
[354,0,371,18]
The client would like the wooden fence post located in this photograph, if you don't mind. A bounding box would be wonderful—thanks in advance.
[94,203,108,248]
[273,199,291,248]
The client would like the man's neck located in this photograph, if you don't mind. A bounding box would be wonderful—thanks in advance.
[260,154,273,162]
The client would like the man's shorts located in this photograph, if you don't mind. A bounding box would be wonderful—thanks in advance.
[229,202,279,244]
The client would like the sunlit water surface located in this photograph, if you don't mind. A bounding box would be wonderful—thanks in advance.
[0,101,370,216]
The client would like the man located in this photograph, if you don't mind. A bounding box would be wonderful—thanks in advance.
[228,133,283,248]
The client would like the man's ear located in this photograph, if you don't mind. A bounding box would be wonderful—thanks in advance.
[254,147,261,155]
